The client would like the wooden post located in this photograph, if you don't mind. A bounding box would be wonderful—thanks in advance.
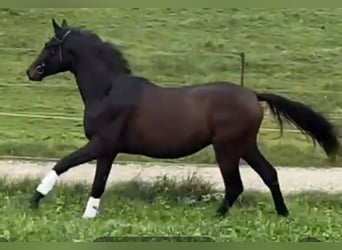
[240,52,245,87]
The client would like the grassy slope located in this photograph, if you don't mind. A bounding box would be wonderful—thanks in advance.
[0,177,341,242]
[0,8,341,166]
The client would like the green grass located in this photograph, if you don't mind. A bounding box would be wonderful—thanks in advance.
[0,177,341,242]
[0,8,341,166]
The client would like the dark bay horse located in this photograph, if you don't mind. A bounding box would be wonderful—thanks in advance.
[26,19,340,219]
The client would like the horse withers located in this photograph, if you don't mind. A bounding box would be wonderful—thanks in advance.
[26,19,340,219]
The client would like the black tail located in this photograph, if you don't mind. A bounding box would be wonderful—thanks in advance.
[256,92,340,158]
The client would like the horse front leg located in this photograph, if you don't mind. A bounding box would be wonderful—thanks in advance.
[30,136,110,209]
[82,155,116,219]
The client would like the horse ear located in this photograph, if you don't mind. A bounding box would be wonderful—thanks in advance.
[61,19,68,28]
[52,18,61,33]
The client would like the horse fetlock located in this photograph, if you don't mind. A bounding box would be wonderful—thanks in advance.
[82,197,100,219]
[276,204,289,217]
[30,170,58,209]
[216,202,229,218]
[36,170,59,195]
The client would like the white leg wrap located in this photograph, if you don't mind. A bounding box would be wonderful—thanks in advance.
[82,197,100,219]
[36,170,59,196]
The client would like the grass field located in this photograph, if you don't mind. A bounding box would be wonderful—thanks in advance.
[0,8,341,166]
[0,177,341,242]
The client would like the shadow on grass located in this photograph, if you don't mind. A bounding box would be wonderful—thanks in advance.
[0,174,219,205]
[103,174,221,206]
[0,176,341,210]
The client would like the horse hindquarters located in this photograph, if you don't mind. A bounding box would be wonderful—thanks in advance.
[210,91,265,216]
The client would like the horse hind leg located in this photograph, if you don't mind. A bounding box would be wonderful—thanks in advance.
[242,142,289,217]
[213,143,244,217]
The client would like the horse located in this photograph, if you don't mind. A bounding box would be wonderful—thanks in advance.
[26,19,340,219]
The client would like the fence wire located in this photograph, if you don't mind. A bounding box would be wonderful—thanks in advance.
[0,47,340,135]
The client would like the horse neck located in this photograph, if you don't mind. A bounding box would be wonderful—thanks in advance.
[72,60,119,105]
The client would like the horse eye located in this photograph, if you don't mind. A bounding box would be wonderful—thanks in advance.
[50,49,56,55]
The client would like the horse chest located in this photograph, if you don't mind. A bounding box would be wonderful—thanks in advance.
[83,116,100,139]
[82,102,132,140]
[82,105,110,139]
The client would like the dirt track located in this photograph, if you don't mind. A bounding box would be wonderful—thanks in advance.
[1,160,342,194]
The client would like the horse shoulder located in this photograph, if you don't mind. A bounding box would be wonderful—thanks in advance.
[109,76,145,108]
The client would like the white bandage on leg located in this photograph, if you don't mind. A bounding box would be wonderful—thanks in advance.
[36,170,59,196]
[82,197,100,219]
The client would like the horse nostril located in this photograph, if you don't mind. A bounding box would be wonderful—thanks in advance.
[36,65,44,74]
[26,69,36,80]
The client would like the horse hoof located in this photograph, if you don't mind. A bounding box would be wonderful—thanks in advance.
[30,201,39,209]
[277,208,289,217]
[29,191,44,209]
[278,211,289,217]
[29,196,40,209]
[215,205,228,218]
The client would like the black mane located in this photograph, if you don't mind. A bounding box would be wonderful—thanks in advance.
[65,26,132,74]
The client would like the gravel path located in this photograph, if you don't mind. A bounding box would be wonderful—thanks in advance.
[0,160,341,194]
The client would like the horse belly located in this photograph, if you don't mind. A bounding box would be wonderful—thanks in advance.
[121,116,211,159]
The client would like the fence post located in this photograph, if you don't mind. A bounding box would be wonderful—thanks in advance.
[240,52,245,87]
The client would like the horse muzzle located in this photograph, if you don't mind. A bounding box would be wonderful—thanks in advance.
[26,64,45,82]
